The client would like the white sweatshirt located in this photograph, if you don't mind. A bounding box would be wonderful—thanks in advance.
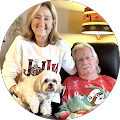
[2,35,76,102]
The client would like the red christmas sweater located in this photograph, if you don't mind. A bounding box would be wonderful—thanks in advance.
[55,75,116,119]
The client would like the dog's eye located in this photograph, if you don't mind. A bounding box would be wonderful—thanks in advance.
[53,79,56,83]
[44,79,48,83]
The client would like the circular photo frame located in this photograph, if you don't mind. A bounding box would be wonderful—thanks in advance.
[0,0,119,120]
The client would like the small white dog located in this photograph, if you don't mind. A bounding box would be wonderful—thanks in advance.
[13,70,63,115]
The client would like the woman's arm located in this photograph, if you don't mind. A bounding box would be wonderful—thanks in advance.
[2,36,22,90]
[10,85,27,103]
[58,40,77,75]
[2,36,31,104]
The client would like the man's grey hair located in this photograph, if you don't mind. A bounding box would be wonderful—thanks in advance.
[72,42,101,74]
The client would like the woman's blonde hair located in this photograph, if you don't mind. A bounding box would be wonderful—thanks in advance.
[22,1,60,44]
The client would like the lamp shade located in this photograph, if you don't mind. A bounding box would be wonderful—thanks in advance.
[82,7,113,35]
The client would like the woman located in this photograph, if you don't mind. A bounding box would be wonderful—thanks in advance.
[2,1,76,110]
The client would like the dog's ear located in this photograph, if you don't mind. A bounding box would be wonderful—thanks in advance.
[56,84,63,93]
[34,77,41,93]
[55,77,63,93]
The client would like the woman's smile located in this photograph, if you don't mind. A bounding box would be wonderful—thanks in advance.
[36,26,46,30]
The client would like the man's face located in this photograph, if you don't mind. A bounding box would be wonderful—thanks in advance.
[75,47,98,79]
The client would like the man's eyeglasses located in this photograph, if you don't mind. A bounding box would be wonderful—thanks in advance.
[77,56,93,63]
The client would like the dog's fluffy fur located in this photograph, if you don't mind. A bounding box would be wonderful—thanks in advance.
[13,70,63,115]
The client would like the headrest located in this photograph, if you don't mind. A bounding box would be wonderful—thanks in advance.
[71,42,119,79]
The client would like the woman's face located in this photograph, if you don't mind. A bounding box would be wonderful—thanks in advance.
[31,6,53,40]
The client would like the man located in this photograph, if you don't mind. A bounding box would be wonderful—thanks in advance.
[55,43,116,119]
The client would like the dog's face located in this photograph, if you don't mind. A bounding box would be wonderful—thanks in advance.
[41,75,58,93]
[34,70,63,93]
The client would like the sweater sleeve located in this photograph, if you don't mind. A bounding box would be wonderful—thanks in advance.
[58,40,77,75]
[2,36,22,90]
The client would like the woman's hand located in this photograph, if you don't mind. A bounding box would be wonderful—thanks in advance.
[17,92,27,104]
[9,85,16,93]
[10,85,27,104]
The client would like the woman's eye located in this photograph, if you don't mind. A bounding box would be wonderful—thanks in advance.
[35,16,40,19]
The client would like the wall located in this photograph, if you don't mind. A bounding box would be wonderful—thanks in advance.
[0,10,28,68]
[57,8,83,34]
[102,35,117,44]
[60,34,117,47]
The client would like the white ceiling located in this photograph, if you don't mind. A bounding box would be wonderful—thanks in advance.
[51,1,86,12]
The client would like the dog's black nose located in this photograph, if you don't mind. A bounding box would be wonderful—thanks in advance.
[49,83,53,88]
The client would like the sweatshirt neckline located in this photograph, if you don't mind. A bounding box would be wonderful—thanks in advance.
[32,41,51,51]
